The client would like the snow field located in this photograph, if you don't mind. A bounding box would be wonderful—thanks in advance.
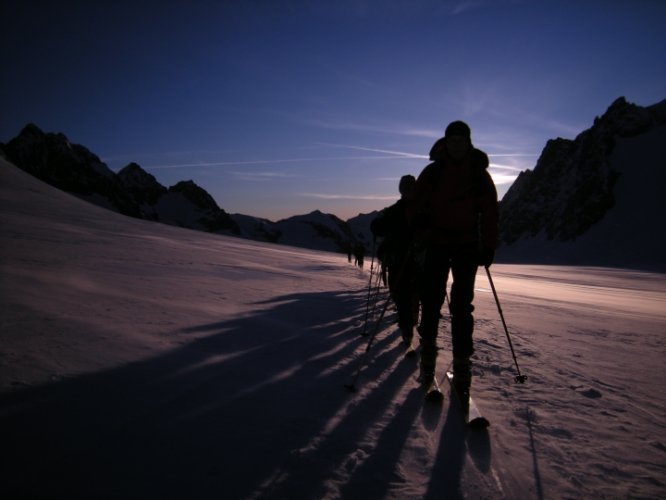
[2,159,665,499]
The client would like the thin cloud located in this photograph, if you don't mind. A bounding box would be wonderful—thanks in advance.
[230,171,298,182]
[489,162,529,172]
[142,155,409,170]
[321,143,428,159]
[490,173,520,186]
[309,118,440,139]
[299,192,398,201]
[489,162,525,186]
[145,160,287,169]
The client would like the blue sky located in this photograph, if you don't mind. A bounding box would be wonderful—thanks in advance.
[2,0,665,221]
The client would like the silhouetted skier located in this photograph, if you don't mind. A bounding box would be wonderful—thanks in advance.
[371,175,419,345]
[409,121,499,394]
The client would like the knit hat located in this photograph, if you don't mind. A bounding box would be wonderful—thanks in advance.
[444,120,471,141]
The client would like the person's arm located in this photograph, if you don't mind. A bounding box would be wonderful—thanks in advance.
[478,171,499,266]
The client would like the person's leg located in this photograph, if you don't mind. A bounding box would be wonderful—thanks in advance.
[395,276,416,342]
[417,246,450,379]
[389,252,414,342]
[449,252,477,359]
[449,250,478,393]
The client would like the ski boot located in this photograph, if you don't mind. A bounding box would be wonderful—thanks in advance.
[452,356,472,403]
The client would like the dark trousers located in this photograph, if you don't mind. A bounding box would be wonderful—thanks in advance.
[417,244,478,363]
[388,251,418,331]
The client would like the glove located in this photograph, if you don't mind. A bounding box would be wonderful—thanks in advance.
[479,246,495,268]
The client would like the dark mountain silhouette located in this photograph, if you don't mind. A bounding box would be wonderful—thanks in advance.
[3,124,241,236]
[498,96,666,271]
[116,162,167,219]
[3,124,141,218]
[0,124,363,253]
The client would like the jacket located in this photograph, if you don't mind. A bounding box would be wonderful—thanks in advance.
[371,198,412,260]
[409,146,498,249]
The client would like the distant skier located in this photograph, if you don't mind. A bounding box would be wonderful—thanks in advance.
[353,243,366,268]
[409,121,499,394]
[370,175,420,345]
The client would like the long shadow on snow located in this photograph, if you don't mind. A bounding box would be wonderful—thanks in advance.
[254,340,419,499]
[0,288,403,499]
[424,390,495,499]
[337,385,425,499]
[423,401,469,500]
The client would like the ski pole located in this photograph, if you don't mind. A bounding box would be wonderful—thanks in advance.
[363,269,384,336]
[345,248,414,391]
[360,238,377,337]
[485,266,527,384]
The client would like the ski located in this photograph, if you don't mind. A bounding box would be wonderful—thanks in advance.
[445,371,490,429]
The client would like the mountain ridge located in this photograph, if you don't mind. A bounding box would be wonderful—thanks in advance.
[1,124,370,254]
[2,95,665,270]
[497,96,666,271]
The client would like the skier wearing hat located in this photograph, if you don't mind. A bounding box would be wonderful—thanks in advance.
[409,120,499,395]
[371,174,420,345]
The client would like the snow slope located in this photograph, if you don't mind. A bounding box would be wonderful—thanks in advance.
[1,158,665,499]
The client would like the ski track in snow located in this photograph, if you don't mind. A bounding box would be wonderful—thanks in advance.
[2,159,666,499]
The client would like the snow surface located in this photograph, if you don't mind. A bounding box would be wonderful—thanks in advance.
[1,158,665,499]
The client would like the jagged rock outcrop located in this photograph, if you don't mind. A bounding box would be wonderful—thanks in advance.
[500,97,665,244]
[498,96,666,271]
[2,124,239,235]
[4,124,142,217]
[117,162,167,219]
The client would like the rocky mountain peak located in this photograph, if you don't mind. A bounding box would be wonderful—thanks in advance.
[117,162,167,207]
[498,96,666,270]
[591,96,657,139]
[169,180,220,211]
[118,162,160,185]
[3,124,140,216]
[18,122,46,139]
